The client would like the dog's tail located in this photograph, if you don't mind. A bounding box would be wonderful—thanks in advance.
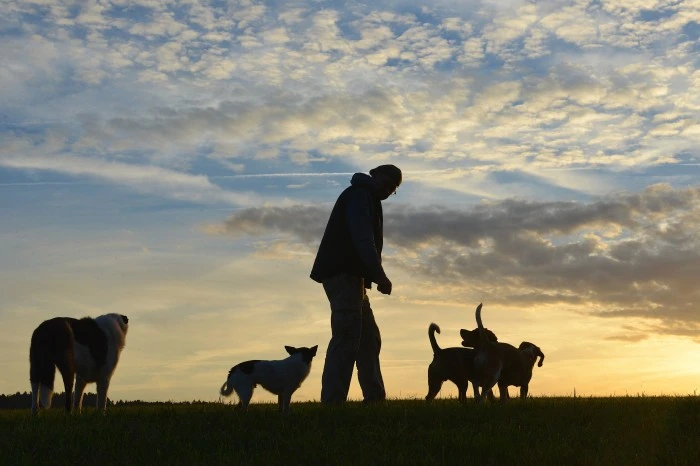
[220,380,234,397]
[475,303,488,344]
[536,349,545,367]
[29,326,59,412]
[428,323,442,354]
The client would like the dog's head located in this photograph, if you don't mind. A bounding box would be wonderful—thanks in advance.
[114,314,129,334]
[285,345,318,364]
[518,342,544,367]
[460,327,498,348]
[97,313,129,334]
[93,313,129,351]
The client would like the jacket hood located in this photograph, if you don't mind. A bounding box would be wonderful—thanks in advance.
[350,173,377,192]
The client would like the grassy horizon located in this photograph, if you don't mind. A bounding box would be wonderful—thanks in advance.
[2,396,698,465]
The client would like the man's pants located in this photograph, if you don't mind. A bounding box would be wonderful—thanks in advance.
[320,274,386,404]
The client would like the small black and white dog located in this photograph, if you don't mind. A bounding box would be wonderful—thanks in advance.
[29,313,129,415]
[219,345,318,413]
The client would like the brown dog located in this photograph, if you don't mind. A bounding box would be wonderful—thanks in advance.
[461,306,544,401]
[425,323,480,403]
[493,342,544,400]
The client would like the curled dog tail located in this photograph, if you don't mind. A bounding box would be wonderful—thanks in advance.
[428,323,441,354]
[220,380,234,397]
[475,303,488,344]
[537,349,545,367]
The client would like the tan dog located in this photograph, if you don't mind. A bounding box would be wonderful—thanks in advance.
[493,342,544,400]
[425,323,481,403]
[460,305,544,401]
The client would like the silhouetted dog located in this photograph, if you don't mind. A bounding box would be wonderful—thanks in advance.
[461,306,544,401]
[220,345,318,414]
[426,323,489,403]
[493,342,544,400]
[29,313,129,415]
[458,303,502,402]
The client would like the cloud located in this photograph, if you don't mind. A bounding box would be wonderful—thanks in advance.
[210,184,700,338]
[0,152,268,207]
[210,204,327,244]
[3,0,698,181]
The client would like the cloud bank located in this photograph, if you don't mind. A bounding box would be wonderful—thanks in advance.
[214,183,700,340]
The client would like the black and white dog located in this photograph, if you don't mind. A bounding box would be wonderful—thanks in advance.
[219,345,318,413]
[29,313,129,415]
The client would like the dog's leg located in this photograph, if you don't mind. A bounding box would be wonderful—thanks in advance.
[56,355,75,413]
[520,385,529,399]
[425,365,443,402]
[480,373,500,403]
[286,393,293,414]
[475,369,500,403]
[457,381,468,404]
[30,382,40,416]
[235,381,254,412]
[498,382,510,402]
[96,377,109,412]
[475,385,488,403]
[472,373,490,403]
[279,392,293,414]
[38,385,54,412]
[471,381,482,401]
[487,388,496,402]
[74,376,87,413]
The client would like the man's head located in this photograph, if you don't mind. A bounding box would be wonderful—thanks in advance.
[369,164,402,200]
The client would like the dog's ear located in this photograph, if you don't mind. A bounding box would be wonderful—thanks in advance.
[121,315,129,324]
[310,345,318,356]
[484,328,498,342]
[284,346,296,355]
[519,342,545,367]
[460,328,478,348]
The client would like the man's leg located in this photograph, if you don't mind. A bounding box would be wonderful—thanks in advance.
[356,296,386,402]
[320,274,364,404]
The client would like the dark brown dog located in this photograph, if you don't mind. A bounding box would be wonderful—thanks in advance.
[425,323,479,403]
[458,303,503,402]
[461,307,544,401]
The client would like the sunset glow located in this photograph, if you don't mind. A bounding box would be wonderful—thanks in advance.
[2,0,699,403]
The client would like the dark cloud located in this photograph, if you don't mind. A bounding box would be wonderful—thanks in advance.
[214,184,700,339]
[219,205,328,244]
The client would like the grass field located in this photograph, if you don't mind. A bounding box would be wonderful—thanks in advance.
[1,396,698,465]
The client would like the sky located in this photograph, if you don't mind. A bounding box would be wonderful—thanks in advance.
[1,0,699,404]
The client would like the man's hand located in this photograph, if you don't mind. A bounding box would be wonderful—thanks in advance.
[377,277,392,295]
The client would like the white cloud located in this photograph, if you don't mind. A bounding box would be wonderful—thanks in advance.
[0,153,269,207]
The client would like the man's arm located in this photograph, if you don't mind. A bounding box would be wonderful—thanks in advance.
[345,188,389,287]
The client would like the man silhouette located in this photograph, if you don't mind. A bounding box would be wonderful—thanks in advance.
[310,165,402,404]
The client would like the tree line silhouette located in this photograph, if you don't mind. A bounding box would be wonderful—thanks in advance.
[1,392,220,409]
[0,392,116,410]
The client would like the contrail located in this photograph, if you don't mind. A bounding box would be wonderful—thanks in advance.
[0,181,94,187]
[211,172,354,179]
[210,169,462,179]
